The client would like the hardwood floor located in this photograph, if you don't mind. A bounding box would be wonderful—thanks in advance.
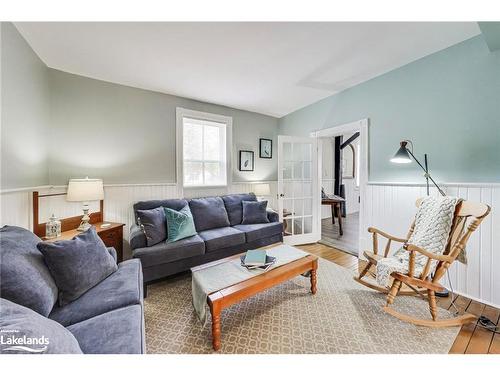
[319,212,359,256]
[297,242,500,354]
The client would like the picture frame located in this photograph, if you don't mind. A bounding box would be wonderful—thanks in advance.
[259,138,273,159]
[239,150,254,171]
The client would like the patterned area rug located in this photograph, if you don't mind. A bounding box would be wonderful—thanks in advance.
[144,258,460,353]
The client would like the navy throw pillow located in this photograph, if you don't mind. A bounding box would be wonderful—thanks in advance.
[241,200,270,224]
[136,207,167,246]
[37,227,118,306]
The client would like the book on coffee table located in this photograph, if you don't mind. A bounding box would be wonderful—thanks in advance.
[240,254,276,271]
[243,249,267,266]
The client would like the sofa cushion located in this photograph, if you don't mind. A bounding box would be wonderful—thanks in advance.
[0,298,82,354]
[233,222,284,243]
[133,199,188,223]
[67,304,144,354]
[136,207,166,246]
[242,200,270,224]
[164,205,197,243]
[221,193,257,226]
[37,228,118,307]
[189,196,230,232]
[49,259,142,327]
[198,227,246,253]
[132,234,205,268]
[0,226,58,317]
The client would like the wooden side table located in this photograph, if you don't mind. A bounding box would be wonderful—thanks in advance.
[42,222,125,262]
[322,198,344,236]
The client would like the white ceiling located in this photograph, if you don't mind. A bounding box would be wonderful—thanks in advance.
[15,22,480,118]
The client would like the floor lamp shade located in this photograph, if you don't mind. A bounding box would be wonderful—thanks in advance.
[67,178,104,202]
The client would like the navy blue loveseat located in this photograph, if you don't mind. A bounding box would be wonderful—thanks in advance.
[0,226,145,354]
[130,193,283,291]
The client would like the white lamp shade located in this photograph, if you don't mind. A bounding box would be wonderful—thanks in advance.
[66,178,104,202]
[254,183,271,196]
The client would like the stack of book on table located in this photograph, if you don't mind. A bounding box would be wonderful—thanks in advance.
[240,249,276,271]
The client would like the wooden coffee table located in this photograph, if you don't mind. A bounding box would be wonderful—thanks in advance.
[192,251,318,351]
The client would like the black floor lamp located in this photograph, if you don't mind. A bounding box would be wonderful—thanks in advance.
[390,140,449,297]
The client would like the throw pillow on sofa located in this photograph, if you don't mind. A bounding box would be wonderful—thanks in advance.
[0,298,82,354]
[136,207,167,246]
[37,228,118,306]
[241,200,270,224]
[164,205,197,243]
[0,226,59,317]
[189,196,230,232]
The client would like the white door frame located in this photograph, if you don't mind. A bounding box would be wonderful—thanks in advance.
[310,118,369,259]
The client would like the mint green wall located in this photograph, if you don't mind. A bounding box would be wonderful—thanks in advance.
[1,22,50,189]
[279,36,500,183]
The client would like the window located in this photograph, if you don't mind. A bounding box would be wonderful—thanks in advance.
[177,108,232,188]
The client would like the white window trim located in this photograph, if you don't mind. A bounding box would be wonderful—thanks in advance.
[176,107,233,191]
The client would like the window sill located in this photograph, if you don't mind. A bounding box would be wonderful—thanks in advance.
[183,185,228,189]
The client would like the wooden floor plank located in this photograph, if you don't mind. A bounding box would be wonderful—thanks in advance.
[298,242,500,355]
[466,305,500,354]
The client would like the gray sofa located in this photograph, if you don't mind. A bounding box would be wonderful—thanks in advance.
[130,193,283,292]
[0,226,145,354]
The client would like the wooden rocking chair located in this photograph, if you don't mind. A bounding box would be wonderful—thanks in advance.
[354,198,491,327]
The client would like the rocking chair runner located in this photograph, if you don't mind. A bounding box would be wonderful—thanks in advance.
[354,198,491,327]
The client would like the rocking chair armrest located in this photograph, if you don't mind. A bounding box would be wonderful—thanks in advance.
[367,227,407,243]
[403,244,451,263]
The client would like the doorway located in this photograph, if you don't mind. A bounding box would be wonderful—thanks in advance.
[311,119,368,258]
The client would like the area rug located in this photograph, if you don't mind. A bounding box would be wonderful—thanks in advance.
[144,258,460,354]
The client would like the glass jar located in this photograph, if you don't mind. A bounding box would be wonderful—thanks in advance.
[46,214,61,239]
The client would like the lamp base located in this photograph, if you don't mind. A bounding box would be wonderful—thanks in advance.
[435,289,450,298]
[77,204,92,232]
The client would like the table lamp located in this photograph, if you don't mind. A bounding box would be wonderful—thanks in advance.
[253,183,271,201]
[390,140,445,196]
[66,177,104,231]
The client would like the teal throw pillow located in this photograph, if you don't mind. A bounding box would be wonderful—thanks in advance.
[164,205,197,243]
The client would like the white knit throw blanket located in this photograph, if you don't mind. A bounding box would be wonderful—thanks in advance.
[376,196,461,287]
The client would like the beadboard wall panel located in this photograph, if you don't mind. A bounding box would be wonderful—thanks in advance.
[2,181,498,307]
[364,183,500,308]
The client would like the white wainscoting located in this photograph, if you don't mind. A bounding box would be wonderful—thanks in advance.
[0,181,278,242]
[363,182,500,308]
[2,180,498,307]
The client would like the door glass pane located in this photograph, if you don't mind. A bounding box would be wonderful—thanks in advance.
[302,182,312,198]
[303,143,312,161]
[293,182,302,198]
[304,199,312,216]
[283,143,293,161]
[294,199,304,217]
[283,162,293,180]
[284,183,293,200]
[303,217,313,234]
[284,218,293,236]
[293,218,303,235]
[303,161,311,180]
[293,143,304,161]
[283,199,293,216]
[293,162,303,179]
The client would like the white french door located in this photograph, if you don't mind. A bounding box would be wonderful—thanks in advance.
[278,135,320,245]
